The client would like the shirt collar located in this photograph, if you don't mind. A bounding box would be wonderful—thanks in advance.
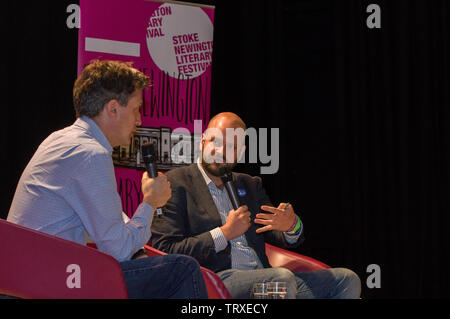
[73,116,113,154]
[197,157,213,187]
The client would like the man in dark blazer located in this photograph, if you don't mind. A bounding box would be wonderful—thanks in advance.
[151,112,361,298]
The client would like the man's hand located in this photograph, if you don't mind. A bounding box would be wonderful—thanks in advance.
[141,172,172,211]
[254,203,297,233]
[220,205,251,241]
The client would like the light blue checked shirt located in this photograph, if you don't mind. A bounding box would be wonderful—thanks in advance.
[197,160,302,270]
[7,116,153,262]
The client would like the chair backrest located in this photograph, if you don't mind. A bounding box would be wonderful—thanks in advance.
[0,219,128,299]
[265,243,330,273]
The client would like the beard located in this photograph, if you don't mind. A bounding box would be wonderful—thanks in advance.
[202,161,236,177]
[201,150,236,177]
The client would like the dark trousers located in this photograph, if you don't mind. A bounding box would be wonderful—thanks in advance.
[120,254,208,299]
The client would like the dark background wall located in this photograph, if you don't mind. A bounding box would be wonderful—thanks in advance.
[1,0,448,298]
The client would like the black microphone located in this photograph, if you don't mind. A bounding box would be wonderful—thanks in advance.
[141,142,163,217]
[219,166,240,210]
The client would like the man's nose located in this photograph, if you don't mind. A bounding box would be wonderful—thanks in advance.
[214,146,228,162]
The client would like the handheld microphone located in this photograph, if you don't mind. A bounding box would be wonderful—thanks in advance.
[141,142,163,217]
[219,166,240,210]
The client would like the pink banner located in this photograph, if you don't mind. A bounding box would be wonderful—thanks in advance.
[78,0,214,217]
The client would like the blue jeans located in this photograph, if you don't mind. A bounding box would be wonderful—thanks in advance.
[217,267,361,299]
[120,254,208,299]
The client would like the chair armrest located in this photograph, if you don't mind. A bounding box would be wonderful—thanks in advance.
[265,243,330,273]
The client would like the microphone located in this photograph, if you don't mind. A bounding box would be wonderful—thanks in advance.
[219,166,240,210]
[141,142,163,217]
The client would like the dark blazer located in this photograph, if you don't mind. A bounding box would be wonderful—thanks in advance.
[151,164,305,273]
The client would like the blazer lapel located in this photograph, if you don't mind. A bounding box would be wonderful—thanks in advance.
[187,164,223,227]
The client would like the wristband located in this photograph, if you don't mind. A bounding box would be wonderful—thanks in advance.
[286,216,299,233]
[287,216,301,234]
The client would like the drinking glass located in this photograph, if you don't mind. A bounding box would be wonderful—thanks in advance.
[252,282,269,299]
[268,281,287,299]
[252,282,287,299]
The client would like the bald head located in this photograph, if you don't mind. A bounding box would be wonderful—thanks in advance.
[207,112,246,131]
[201,112,247,177]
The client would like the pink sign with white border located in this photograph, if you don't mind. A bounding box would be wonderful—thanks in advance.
[78,0,214,217]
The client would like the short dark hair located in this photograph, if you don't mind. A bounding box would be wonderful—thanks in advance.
[73,60,150,118]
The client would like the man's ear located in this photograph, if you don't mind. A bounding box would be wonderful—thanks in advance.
[105,100,119,119]
[200,133,206,149]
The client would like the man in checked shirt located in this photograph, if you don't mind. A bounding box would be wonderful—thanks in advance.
[151,112,361,299]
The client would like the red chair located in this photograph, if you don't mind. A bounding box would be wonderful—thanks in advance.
[265,243,330,272]
[144,243,330,299]
[0,219,128,299]
[0,218,329,299]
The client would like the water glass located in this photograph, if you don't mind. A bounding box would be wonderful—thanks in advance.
[252,282,270,299]
[252,282,287,299]
[268,281,287,299]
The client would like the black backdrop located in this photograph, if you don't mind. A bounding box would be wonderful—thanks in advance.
[1,0,449,298]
